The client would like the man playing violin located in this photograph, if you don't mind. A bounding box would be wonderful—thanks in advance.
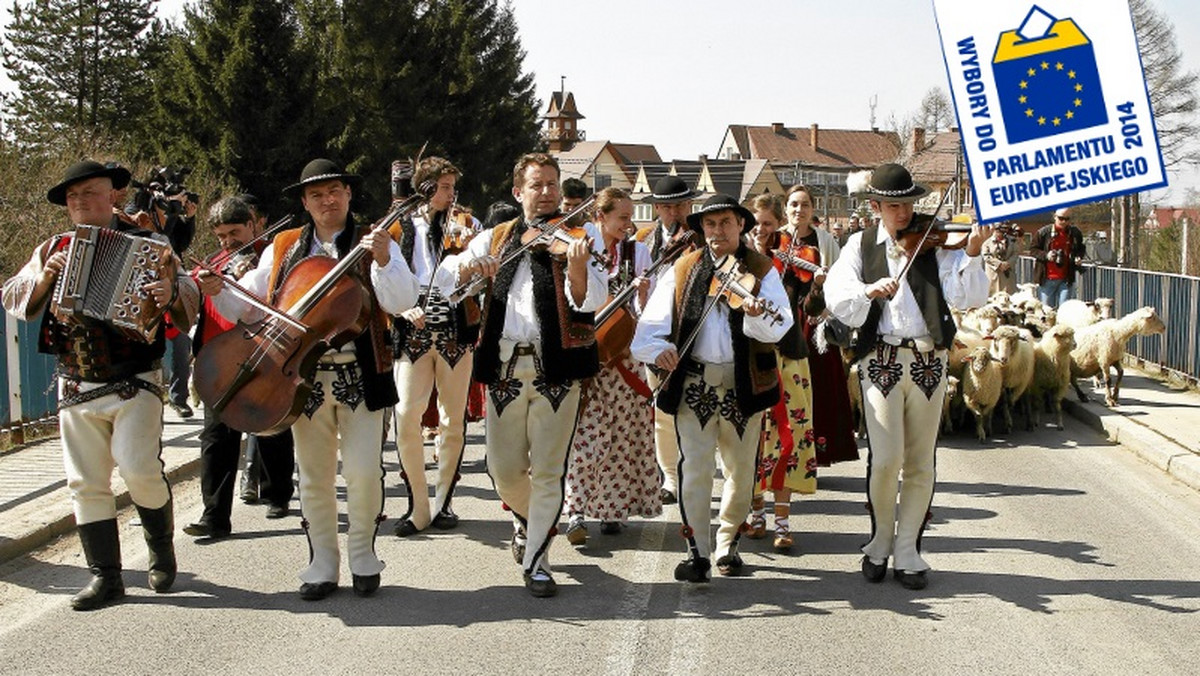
[434,152,608,597]
[3,160,198,610]
[631,193,793,583]
[183,196,296,540]
[635,175,703,505]
[388,156,480,537]
[199,158,418,601]
[825,163,990,590]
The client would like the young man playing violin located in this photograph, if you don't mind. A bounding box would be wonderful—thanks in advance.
[635,175,703,505]
[183,196,296,540]
[825,163,990,590]
[388,156,480,538]
[631,193,793,583]
[434,152,608,597]
[199,158,418,601]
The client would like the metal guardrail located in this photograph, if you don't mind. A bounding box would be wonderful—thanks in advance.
[1015,256,1199,384]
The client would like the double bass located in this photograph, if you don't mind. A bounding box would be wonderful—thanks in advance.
[194,188,432,434]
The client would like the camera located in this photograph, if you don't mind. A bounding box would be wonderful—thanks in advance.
[132,166,193,216]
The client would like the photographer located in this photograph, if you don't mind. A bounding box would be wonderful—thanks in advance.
[132,166,199,417]
[1030,207,1086,309]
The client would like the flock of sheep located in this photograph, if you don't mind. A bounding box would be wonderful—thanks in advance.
[844,285,1167,442]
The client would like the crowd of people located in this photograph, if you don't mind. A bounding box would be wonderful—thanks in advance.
[5,152,1026,609]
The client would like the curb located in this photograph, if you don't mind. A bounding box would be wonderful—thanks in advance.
[0,439,202,566]
[1063,397,1200,494]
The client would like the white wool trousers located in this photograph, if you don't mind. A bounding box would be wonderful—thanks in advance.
[294,367,387,585]
[484,352,581,576]
[673,365,762,562]
[59,371,171,525]
[646,368,680,494]
[393,344,473,528]
[857,344,947,573]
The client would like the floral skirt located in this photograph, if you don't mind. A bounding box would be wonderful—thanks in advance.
[756,355,817,495]
[565,355,662,521]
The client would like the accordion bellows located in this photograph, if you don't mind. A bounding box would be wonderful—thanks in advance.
[50,225,173,343]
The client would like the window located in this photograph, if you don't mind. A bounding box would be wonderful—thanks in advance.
[634,204,653,222]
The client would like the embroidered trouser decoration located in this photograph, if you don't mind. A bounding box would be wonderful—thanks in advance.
[857,347,946,573]
[484,352,582,575]
[294,367,387,584]
[393,339,474,529]
[673,370,763,562]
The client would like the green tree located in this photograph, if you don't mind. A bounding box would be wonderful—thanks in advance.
[141,0,320,214]
[310,0,540,214]
[1,0,165,150]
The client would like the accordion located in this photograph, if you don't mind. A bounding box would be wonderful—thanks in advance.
[50,225,175,343]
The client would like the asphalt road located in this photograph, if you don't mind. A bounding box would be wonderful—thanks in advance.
[2,416,1198,675]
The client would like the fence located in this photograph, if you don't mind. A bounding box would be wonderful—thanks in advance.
[1015,256,1199,385]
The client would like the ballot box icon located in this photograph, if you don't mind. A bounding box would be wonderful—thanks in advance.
[993,6,1108,144]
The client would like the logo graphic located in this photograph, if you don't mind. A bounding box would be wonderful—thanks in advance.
[993,6,1108,144]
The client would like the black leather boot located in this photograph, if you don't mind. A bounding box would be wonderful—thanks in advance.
[71,519,125,611]
[136,499,177,593]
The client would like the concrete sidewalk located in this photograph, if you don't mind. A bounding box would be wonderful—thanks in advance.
[0,409,203,563]
[2,362,1199,565]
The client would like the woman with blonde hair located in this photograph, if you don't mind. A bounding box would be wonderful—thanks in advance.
[563,187,661,545]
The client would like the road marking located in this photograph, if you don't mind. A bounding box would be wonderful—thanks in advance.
[603,517,667,676]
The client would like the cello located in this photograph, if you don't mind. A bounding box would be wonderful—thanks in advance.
[194,187,432,434]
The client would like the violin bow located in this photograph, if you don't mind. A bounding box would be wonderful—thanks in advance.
[650,253,740,398]
[894,177,960,281]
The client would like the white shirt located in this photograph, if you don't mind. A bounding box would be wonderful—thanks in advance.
[631,251,793,365]
[603,237,655,315]
[824,228,987,338]
[433,221,608,345]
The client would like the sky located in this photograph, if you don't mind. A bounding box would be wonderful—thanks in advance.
[4,0,1200,202]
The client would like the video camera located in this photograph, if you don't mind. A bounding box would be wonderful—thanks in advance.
[132,166,198,217]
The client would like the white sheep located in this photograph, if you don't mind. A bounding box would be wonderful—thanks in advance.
[1069,306,1166,406]
[1027,324,1077,430]
[948,327,986,381]
[1010,283,1040,306]
[942,375,961,434]
[1056,297,1115,329]
[960,345,1004,442]
[963,304,1003,335]
[988,325,1037,431]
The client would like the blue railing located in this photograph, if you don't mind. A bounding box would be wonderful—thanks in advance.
[1015,256,1199,383]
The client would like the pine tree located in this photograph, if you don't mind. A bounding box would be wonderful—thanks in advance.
[141,0,319,213]
[1,0,164,150]
[315,0,541,214]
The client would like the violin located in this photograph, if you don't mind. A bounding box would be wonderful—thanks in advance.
[708,255,785,325]
[771,231,824,283]
[895,214,1021,257]
[447,195,600,303]
[595,231,697,366]
[441,203,475,255]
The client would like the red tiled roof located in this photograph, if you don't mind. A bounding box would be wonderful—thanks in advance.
[1151,207,1200,230]
[610,143,661,165]
[730,124,899,168]
[908,131,963,183]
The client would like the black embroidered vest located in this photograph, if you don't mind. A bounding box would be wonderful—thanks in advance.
[851,225,957,362]
[472,218,599,386]
[657,245,780,417]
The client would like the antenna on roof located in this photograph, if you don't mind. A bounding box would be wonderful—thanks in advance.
[869,94,878,130]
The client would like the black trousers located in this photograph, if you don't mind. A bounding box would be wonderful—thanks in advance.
[197,407,295,530]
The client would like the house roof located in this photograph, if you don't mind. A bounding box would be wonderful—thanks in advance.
[610,143,661,166]
[728,124,899,168]
[908,130,963,184]
[1150,207,1200,230]
[544,91,584,120]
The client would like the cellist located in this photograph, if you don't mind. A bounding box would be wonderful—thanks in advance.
[198,158,418,601]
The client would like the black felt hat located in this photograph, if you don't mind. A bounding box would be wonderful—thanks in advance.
[284,158,362,197]
[643,175,703,204]
[46,160,131,205]
[685,194,756,235]
[855,163,930,203]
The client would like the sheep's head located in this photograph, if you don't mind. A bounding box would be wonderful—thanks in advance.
[962,345,994,373]
[1094,297,1115,320]
[1131,306,1166,335]
[988,325,1022,365]
[1044,324,1076,352]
